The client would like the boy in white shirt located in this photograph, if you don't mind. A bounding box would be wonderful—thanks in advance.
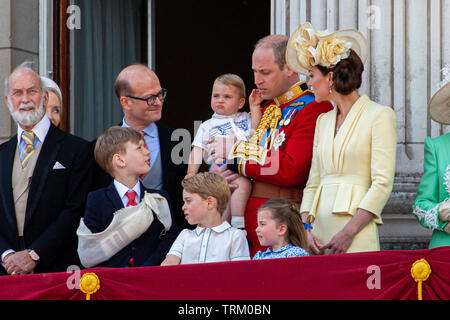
[186,74,262,229]
[161,172,250,265]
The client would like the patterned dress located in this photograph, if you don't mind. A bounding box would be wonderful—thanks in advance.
[253,244,309,259]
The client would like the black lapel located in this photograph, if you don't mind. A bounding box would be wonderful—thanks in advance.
[0,138,19,227]
[105,182,125,211]
[139,181,146,202]
[25,125,63,222]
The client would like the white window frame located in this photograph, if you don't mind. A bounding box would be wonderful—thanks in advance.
[148,0,155,69]
[38,0,54,78]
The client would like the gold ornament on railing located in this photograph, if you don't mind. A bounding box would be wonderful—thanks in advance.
[80,272,100,300]
[411,259,432,300]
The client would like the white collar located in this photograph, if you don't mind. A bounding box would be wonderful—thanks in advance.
[17,115,51,144]
[194,221,232,236]
[211,112,242,120]
[114,179,141,201]
[122,119,158,138]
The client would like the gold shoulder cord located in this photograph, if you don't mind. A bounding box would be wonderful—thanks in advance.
[229,105,282,176]
[249,104,282,147]
[231,104,282,175]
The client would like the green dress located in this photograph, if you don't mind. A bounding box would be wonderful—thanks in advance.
[413,133,450,248]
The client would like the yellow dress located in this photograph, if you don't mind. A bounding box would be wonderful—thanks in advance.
[300,95,397,253]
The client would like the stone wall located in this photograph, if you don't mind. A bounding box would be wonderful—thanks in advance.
[0,0,40,143]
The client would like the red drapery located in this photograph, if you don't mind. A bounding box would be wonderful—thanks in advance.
[0,247,449,300]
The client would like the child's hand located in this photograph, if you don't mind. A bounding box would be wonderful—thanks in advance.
[161,255,181,266]
[249,89,264,111]
[184,172,196,180]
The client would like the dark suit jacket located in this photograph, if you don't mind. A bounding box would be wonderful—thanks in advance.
[82,181,179,267]
[0,124,92,274]
[90,122,190,230]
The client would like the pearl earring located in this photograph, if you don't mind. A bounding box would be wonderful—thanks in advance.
[329,86,332,94]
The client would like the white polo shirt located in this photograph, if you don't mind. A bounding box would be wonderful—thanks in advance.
[167,222,250,264]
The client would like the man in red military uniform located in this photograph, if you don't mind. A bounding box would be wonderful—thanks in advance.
[209,35,333,256]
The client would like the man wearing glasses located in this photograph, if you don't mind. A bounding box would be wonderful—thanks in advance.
[92,64,188,231]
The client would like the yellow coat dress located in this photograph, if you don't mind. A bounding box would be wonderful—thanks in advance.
[300,95,397,253]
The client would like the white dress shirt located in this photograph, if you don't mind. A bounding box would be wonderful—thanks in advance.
[113,180,141,207]
[17,115,51,160]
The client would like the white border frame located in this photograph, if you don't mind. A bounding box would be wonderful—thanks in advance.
[38,0,53,78]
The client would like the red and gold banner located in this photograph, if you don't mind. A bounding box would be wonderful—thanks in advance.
[0,247,449,300]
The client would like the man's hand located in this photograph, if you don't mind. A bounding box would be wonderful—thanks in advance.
[4,250,37,275]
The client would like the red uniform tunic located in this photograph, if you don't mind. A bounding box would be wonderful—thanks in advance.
[228,82,333,256]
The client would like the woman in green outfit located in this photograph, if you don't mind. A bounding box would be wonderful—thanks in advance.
[413,65,450,248]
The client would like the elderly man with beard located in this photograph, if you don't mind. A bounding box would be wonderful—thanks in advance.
[0,63,92,275]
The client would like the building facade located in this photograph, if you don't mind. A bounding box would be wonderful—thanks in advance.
[1,0,449,249]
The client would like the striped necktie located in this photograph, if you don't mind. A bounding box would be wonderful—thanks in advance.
[21,131,36,168]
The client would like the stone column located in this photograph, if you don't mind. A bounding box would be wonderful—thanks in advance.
[271,0,450,249]
[0,0,40,143]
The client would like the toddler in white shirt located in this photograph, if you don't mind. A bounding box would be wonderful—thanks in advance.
[186,74,261,229]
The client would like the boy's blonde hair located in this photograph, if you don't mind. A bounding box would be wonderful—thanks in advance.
[94,126,143,175]
[182,172,231,214]
[214,73,246,99]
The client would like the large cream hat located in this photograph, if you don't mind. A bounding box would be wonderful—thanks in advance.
[286,22,368,75]
[429,65,450,124]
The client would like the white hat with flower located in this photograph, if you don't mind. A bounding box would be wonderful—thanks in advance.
[429,65,450,125]
[286,22,368,76]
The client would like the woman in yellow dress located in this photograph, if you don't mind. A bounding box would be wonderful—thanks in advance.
[286,23,397,254]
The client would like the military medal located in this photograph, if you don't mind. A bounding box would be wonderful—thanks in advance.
[280,109,293,127]
[284,109,299,126]
[272,131,286,151]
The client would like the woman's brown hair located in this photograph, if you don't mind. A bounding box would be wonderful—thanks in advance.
[317,49,364,95]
